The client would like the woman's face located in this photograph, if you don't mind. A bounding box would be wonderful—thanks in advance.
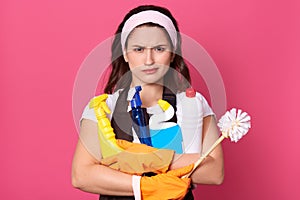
[124,26,174,86]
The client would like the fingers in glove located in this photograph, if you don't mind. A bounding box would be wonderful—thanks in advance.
[140,173,191,200]
[167,163,194,177]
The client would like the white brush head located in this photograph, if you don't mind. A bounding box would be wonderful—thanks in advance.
[217,108,251,142]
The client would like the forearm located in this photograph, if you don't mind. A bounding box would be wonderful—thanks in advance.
[170,153,200,169]
[72,139,134,196]
[169,146,224,185]
[72,163,133,195]
[185,115,224,185]
[190,154,224,185]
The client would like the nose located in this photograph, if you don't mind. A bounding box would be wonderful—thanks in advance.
[144,48,154,66]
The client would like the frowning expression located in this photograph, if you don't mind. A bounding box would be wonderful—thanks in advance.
[124,26,174,86]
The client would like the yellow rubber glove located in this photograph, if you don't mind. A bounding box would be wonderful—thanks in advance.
[140,164,194,200]
[100,140,174,175]
[89,94,122,158]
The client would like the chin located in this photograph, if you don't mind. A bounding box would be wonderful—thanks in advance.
[141,77,165,85]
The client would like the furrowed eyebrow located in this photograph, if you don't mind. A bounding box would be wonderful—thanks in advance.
[129,44,169,48]
[153,44,168,48]
[131,44,144,47]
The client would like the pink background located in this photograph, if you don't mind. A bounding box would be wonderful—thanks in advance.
[1,0,299,199]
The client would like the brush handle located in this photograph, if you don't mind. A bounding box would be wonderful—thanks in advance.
[182,134,226,178]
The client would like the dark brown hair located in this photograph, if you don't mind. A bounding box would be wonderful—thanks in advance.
[104,5,191,94]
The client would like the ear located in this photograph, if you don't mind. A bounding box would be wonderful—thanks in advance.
[123,51,128,62]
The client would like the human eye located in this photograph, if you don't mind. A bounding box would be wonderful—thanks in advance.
[154,46,166,52]
[133,47,144,52]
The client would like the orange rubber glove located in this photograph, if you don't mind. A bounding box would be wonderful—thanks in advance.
[117,139,160,152]
[100,140,174,175]
[140,164,194,200]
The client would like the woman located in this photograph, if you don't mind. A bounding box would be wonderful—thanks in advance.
[72,5,224,200]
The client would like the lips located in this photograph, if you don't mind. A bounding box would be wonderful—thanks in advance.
[142,68,158,74]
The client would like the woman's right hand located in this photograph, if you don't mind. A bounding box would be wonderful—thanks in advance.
[140,164,194,200]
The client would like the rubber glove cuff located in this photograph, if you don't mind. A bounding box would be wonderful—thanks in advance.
[132,175,141,200]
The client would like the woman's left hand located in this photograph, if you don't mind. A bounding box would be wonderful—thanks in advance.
[100,140,174,175]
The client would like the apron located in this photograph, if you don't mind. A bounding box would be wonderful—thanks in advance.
[100,87,194,200]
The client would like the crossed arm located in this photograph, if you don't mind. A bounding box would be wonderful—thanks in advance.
[71,115,224,195]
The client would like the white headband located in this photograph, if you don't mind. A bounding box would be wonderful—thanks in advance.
[121,10,177,51]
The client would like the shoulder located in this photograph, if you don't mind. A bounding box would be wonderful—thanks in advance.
[195,92,215,117]
[80,90,123,123]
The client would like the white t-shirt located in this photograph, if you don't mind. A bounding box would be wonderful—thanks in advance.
[80,90,214,154]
